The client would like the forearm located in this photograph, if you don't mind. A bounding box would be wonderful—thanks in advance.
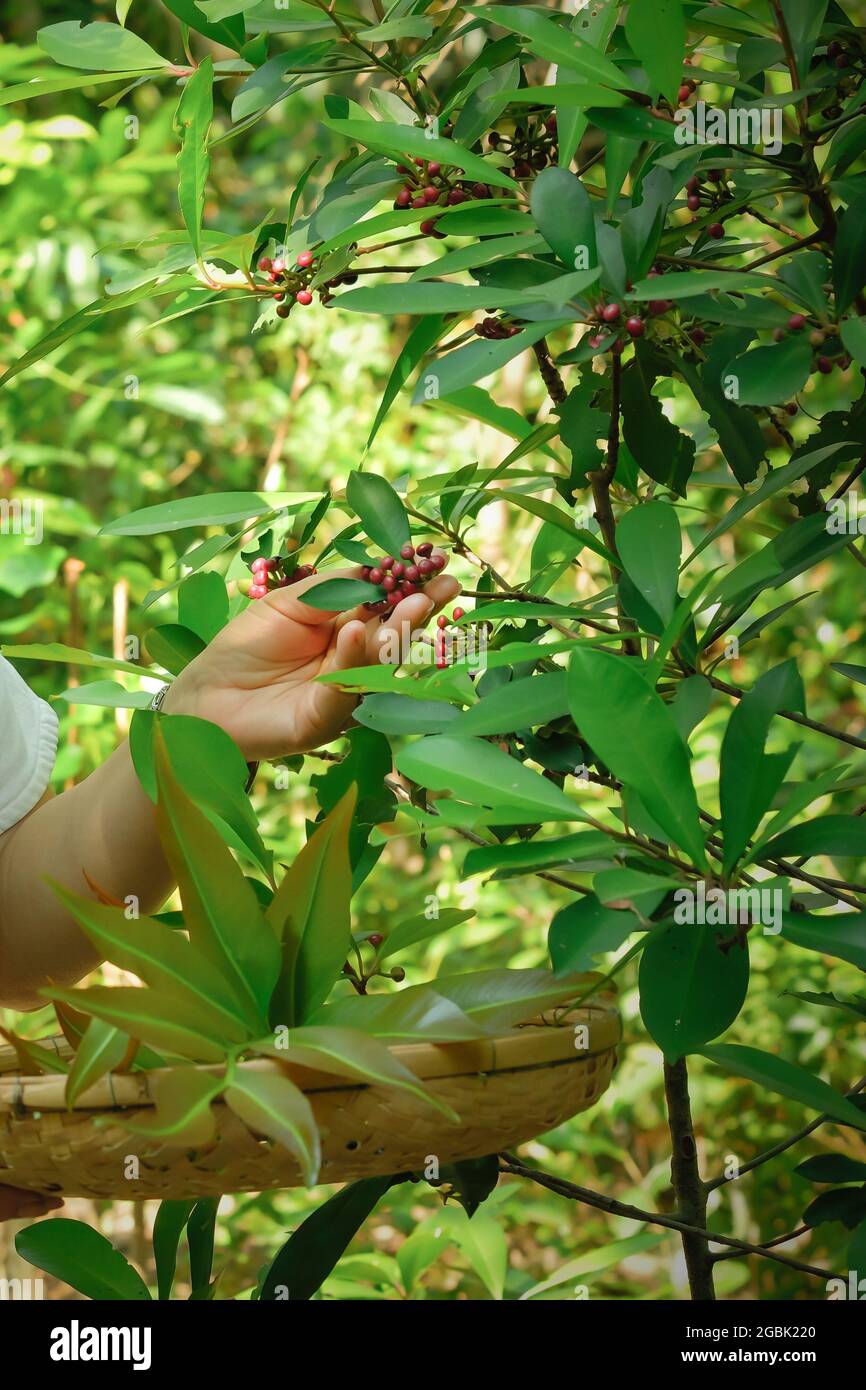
[0,741,173,1010]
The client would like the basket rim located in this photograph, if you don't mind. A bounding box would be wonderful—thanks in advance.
[0,996,621,1116]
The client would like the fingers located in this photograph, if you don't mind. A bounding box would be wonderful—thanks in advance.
[333,619,369,672]
[265,567,363,626]
[0,1186,63,1221]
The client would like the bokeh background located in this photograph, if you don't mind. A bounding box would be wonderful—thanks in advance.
[1,0,865,1299]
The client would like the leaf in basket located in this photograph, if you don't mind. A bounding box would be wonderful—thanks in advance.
[54,999,90,1049]
[267,785,356,1027]
[49,986,230,1064]
[65,1018,130,1107]
[15,1218,152,1300]
[48,882,263,1040]
[187,1198,219,1299]
[0,1025,69,1075]
[153,1199,196,1301]
[309,986,491,1042]
[425,968,593,1032]
[377,907,475,961]
[260,1174,407,1300]
[154,726,280,1027]
[225,1069,320,1187]
[124,1068,224,1145]
[254,1025,458,1119]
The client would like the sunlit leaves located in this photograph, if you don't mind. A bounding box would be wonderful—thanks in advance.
[173,57,214,259]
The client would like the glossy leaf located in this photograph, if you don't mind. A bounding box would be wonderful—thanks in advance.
[549,895,637,975]
[640,924,749,1061]
[225,1070,320,1186]
[125,1068,223,1145]
[37,21,167,70]
[625,0,684,104]
[395,735,580,822]
[15,1219,152,1300]
[346,470,411,554]
[152,1200,196,1301]
[65,1018,131,1108]
[701,1044,866,1130]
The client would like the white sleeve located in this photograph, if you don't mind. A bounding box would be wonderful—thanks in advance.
[0,655,58,833]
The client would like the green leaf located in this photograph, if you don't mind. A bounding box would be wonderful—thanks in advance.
[779,0,829,89]
[465,830,614,878]
[452,673,568,736]
[64,1019,130,1108]
[186,1199,219,1296]
[832,661,866,688]
[429,967,592,1032]
[725,337,812,406]
[259,1025,453,1115]
[531,166,596,273]
[616,501,681,626]
[49,883,259,1038]
[152,1200,196,1301]
[146,623,206,676]
[549,895,637,974]
[621,345,695,493]
[834,195,866,313]
[796,1155,866,1184]
[131,711,271,877]
[53,680,153,710]
[354,694,463,736]
[0,70,153,108]
[759,816,866,861]
[154,726,279,1027]
[322,117,517,193]
[338,281,540,316]
[676,355,765,487]
[312,987,489,1042]
[260,1175,405,1300]
[225,1070,320,1186]
[700,1044,866,1130]
[719,660,803,874]
[568,648,706,866]
[267,786,356,1026]
[625,0,684,104]
[436,1205,508,1299]
[100,492,311,535]
[840,316,866,369]
[412,319,573,400]
[15,1220,152,1300]
[395,735,580,822]
[298,577,384,611]
[125,1068,223,1145]
[640,924,749,1061]
[162,0,245,50]
[346,470,411,554]
[178,571,229,644]
[481,5,623,86]
[50,986,230,1063]
[378,908,474,961]
[173,57,213,259]
[365,316,448,450]
[630,270,775,301]
[37,20,168,70]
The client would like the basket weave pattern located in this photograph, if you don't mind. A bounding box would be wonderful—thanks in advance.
[0,998,620,1199]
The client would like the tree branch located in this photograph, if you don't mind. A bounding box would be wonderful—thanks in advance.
[663,1057,715,1300]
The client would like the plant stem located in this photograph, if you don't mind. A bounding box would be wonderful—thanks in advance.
[663,1057,715,1300]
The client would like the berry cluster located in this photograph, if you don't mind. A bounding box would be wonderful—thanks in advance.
[257,250,357,317]
[685,170,729,240]
[435,605,466,668]
[475,316,521,340]
[359,541,448,614]
[393,155,497,238]
[771,312,851,376]
[244,554,317,600]
[677,76,700,104]
[488,114,558,177]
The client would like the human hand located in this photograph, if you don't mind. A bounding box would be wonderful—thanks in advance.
[164,564,460,760]
[0,1186,63,1221]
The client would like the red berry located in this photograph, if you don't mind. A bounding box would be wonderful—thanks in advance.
[686,176,700,193]
[625,316,645,338]
[587,334,603,348]
[678,84,691,102]
[248,583,268,600]
[391,561,405,578]
[395,189,412,208]
[708,222,725,239]
[437,614,448,629]
[602,303,621,322]
[404,564,421,583]
[817,355,834,373]
[687,194,701,212]
[400,543,415,560]
[416,541,434,557]
[422,185,438,202]
[258,256,273,273]
[412,196,427,209]
[296,290,313,305]
[545,115,557,135]
[785,403,798,415]
[418,558,434,576]
[452,607,465,621]
[297,251,315,269]
[380,555,394,569]
[276,303,290,318]
[251,556,268,572]
[488,132,500,147]
[447,189,468,205]
[709,169,724,182]
[400,581,419,597]
[413,156,425,166]
[361,566,372,580]
[381,574,397,592]
[773,327,787,342]
[648,299,668,316]
[272,257,286,274]
[368,933,384,947]
[835,53,849,69]
[368,567,384,585]
[420,219,438,235]
[788,313,806,331]
[427,161,441,176]
[690,326,707,345]
[472,182,489,198]
[430,553,447,572]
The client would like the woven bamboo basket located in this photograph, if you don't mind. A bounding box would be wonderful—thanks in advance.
[0,990,620,1200]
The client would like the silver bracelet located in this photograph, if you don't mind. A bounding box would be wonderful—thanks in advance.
[150,683,171,713]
